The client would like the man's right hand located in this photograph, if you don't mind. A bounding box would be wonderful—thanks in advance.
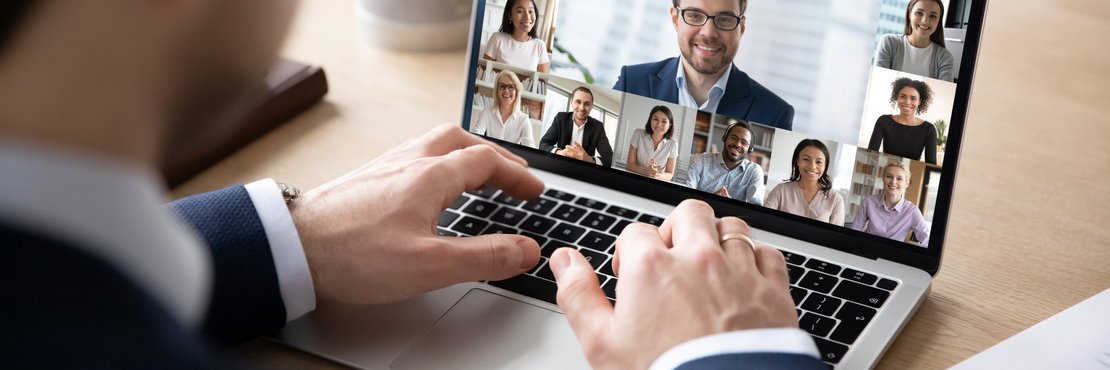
[714,186,731,198]
[549,200,799,369]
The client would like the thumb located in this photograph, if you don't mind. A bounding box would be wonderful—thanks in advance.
[551,248,612,340]
[439,234,540,282]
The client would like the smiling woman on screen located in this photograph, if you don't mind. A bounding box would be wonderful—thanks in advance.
[482,0,550,73]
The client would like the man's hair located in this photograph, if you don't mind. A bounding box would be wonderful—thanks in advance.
[0,0,37,54]
[671,0,748,15]
[570,86,593,102]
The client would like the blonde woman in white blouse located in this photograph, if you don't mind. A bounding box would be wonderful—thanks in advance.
[626,105,679,181]
[470,70,536,147]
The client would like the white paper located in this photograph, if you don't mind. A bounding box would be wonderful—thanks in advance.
[952,288,1110,369]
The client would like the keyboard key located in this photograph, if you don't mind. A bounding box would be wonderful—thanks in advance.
[599,259,615,276]
[544,189,576,202]
[481,224,517,235]
[535,260,555,281]
[595,273,609,287]
[841,268,878,285]
[799,313,836,337]
[786,264,804,284]
[522,197,558,215]
[436,228,458,237]
[831,302,877,345]
[541,240,573,258]
[468,188,497,199]
[601,277,617,299]
[579,231,616,253]
[780,250,807,265]
[574,197,607,210]
[789,287,809,307]
[438,211,460,228]
[798,271,838,294]
[800,293,842,317]
[490,207,527,226]
[493,192,524,206]
[462,199,498,218]
[550,223,586,243]
[832,281,890,308]
[521,232,548,248]
[489,274,557,304]
[528,257,546,275]
[610,219,633,235]
[450,216,488,235]
[805,258,842,275]
[604,205,639,220]
[580,212,617,232]
[876,278,899,291]
[520,215,557,235]
[637,214,665,226]
[811,336,849,364]
[578,248,608,270]
[552,204,588,223]
[448,195,470,210]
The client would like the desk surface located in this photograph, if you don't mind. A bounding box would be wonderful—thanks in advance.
[174,1,1110,368]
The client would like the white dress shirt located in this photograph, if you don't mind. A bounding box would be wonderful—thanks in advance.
[676,56,732,113]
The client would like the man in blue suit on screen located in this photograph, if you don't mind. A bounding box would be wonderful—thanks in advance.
[0,0,822,368]
[614,0,795,130]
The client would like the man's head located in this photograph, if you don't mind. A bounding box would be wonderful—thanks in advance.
[569,87,594,124]
[670,0,747,77]
[0,0,298,166]
[720,120,752,165]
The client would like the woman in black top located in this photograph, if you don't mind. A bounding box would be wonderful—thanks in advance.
[868,77,938,164]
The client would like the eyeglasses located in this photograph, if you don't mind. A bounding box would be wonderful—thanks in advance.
[676,7,744,31]
[496,83,517,92]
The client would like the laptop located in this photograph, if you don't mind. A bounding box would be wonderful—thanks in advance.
[277,0,988,368]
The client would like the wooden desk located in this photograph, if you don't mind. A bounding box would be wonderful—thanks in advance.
[174,1,1110,368]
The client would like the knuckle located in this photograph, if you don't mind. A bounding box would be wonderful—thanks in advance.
[679,199,713,213]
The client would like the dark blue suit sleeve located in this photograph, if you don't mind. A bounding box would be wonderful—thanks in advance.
[1,227,229,368]
[775,105,795,131]
[167,185,286,344]
[674,352,828,370]
[613,65,628,91]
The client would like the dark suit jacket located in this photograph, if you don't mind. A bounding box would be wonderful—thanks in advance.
[539,112,615,167]
[675,352,827,369]
[1,185,284,367]
[613,57,795,130]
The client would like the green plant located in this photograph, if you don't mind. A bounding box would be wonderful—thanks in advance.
[934,119,948,151]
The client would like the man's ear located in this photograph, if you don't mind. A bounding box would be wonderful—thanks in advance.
[739,15,747,35]
[670,7,680,32]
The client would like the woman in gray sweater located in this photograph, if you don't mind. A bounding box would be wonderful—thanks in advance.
[873,0,956,82]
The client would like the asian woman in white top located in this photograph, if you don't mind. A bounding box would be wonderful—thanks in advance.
[470,70,536,147]
[482,0,550,73]
[626,106,679,182]
[873,0,956,82]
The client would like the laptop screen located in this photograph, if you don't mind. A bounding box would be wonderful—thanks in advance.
[462,0,983,264]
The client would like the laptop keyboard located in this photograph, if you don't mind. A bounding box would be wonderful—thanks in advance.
[440,187,899,368]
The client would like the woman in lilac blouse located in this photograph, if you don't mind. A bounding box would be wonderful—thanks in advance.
[851,163,930,246]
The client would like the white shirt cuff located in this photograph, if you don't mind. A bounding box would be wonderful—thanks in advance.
[648,328,820,370]
[244,178,316,322]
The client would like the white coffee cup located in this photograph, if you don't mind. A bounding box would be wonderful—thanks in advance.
[354,0,473,52]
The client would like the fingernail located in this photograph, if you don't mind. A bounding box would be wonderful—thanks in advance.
[517,239,538,269]
[549,248,571,280]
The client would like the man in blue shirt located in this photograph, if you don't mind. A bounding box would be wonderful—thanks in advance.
[686,120,766,205]
[613,0,795,130]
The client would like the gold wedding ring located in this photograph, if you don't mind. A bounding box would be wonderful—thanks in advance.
[719,233,757,253]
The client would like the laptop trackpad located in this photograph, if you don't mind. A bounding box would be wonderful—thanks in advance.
[391,288,590,370]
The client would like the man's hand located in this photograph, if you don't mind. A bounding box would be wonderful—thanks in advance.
[714,186,731,198]
[290,125,545,304]
[550,200,798,369]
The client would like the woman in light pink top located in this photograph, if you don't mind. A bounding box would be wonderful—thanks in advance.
[765,139,845,226]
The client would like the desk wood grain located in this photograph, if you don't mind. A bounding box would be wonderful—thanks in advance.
[174,1,1110,368]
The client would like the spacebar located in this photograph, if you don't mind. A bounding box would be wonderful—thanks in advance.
[488,274,557,305]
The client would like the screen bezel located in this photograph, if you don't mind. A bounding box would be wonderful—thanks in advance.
[460,0,989,275]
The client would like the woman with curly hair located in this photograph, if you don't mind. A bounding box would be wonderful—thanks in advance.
[867,77,938,164]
